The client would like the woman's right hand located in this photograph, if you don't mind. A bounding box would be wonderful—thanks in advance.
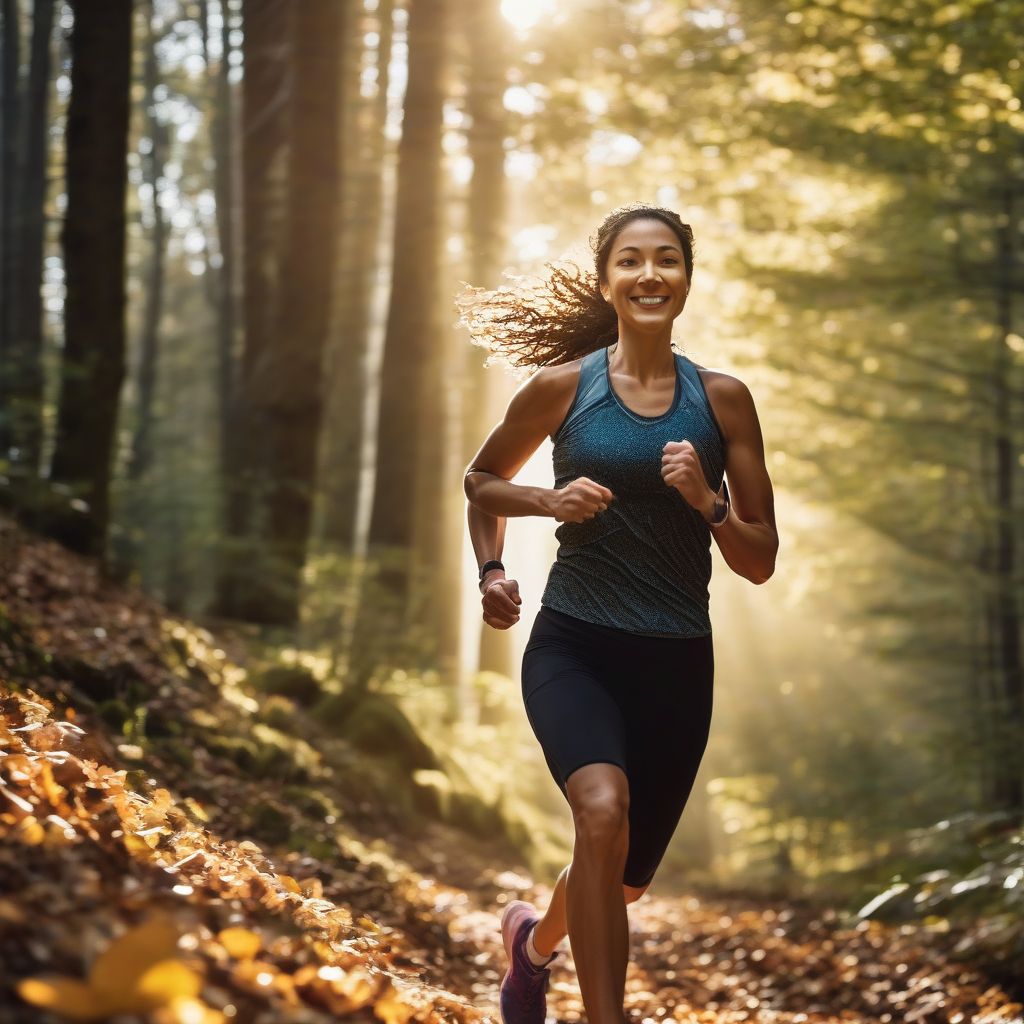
[481,576,522,630]
[548,477,615,524]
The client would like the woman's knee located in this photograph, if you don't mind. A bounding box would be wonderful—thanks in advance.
[566,763,630,844]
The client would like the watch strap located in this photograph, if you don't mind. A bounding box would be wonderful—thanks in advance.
[709,479,730,527]
[479,558,505,581]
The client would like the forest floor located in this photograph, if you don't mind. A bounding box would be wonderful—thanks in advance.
[1,511,1023,1024]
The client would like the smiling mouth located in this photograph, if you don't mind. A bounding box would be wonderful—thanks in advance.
[631,296,669,306]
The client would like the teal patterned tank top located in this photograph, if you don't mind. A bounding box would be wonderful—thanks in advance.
[540,344,728,637]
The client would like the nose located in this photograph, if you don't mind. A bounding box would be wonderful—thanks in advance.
[639,260,661,283]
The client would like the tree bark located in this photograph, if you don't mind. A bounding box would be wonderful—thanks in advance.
[213,0,291,618]
[5,0,54,481]
[0,0,21,453]
[128,0,168,485]
[319,0,393,549]
[244,0,344,625]
[48,0,132,562]
[369,0,447,557]
[989,183,1022,818]
[462,0,512,685]
[200,0,239,499]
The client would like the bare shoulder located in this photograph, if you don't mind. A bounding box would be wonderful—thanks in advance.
[691,364,756,444]
[525,357,584,441]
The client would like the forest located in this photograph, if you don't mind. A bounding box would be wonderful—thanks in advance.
[1,0,1023,1021]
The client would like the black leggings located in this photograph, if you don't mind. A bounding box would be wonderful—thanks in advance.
[521,604,715,889]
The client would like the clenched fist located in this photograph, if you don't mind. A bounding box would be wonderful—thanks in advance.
[482,576,522,630]
[547,476,615,524]
[661,440,714,513]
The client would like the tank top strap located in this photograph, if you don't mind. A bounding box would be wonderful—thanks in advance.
[676,351,705,401]
[579,345,610,398]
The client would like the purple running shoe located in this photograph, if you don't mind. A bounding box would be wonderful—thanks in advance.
[499,900,559,1024]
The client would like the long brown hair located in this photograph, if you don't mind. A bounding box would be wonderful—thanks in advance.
[455,204,696,376]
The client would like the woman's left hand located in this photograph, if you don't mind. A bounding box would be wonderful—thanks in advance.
[661,440,714,516]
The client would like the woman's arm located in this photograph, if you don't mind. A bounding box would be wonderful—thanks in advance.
[699,373,779,584]
[463,364,573,591]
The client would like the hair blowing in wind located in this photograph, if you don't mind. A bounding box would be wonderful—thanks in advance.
[455,203,696,376]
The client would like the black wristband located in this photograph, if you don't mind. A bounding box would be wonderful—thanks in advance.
[479,558,505,582]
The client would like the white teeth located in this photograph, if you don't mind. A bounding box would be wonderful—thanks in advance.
[634,296,667,305]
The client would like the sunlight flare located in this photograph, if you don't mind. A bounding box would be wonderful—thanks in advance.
[500,0,555,31]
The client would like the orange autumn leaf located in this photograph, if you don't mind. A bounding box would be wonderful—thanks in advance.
[88,917,182,994]
[299,876,324,898]
[218,926,262,960]
[16,916,204,1020]
[133,961,203,1006]
[17,976,106,1022]
[374,978,419,1024]
[17,959,202,1021]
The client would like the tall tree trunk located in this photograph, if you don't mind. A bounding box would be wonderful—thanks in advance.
[971,532,996,805]
[243,0,343,625]
[128,0,168,484]
[5,0,54,484]
[333,3,401,687]
[990,183,1022,818]
[200,0,239,502]
[366,0,447,639]
[319,0,393,550]
[462,0,512,687]
[0,0,21,456]
[213,0,291,619]
[48,0,132,562]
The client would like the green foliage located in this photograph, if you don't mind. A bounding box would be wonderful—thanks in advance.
[255,663,322,707]
[97,698,132,733]
[0,605,52,681]
[330,693,439,774]
[256,694,298,731]
[242,800,293,846]
[313,690,363,729]
[280,785,340,821]
[149,736,195,770]
[857,812,1024,972]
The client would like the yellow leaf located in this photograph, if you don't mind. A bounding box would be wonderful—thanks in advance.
[183,797,209,822]
[276,873,302,893]
[218,927,262,960]
[161,997,226,1024]
[16,976,106,1021]
[14,816,45,845]
[89,918,181,995]
[134,960,203,1006]
[374,979,417,1024]
[123,831,158,858]
[234,959,279,981]
[38,761,66,806]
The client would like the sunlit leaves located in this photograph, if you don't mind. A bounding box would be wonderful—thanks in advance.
[0,686,485,1023]
[17,918,206,1022]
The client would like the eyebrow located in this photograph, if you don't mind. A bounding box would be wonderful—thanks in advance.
[615,244,682,254]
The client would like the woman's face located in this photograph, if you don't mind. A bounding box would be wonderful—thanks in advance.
[599,218,689,333]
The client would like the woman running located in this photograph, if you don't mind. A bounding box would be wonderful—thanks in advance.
[461,204,779,1024]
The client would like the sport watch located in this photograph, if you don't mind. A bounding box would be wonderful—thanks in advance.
[707,479,730,527]
[478,559,505,591]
